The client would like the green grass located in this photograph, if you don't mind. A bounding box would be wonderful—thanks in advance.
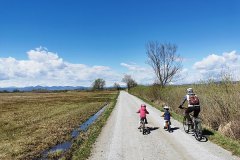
[207,129,240,156]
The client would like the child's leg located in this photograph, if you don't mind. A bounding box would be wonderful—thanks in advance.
[144,117,148,124]
[138,118,142,129]
[164,120,167,129]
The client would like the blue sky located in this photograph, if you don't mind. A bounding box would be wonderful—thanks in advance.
[0,0,240,87]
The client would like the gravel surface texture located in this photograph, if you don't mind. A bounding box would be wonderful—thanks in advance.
[89,91,240,160]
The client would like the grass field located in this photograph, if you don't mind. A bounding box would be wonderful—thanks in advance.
[0,90,117,160]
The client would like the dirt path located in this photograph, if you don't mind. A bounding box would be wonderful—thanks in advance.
[89,91,239,160]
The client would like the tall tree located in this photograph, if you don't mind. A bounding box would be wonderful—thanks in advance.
[122,75,137,90]
[146,41,182,87]
[92,78,106,90]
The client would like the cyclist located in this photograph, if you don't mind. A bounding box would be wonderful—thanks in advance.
[137,104,149,128]
[179,88,200,124]
[161,105,171,129]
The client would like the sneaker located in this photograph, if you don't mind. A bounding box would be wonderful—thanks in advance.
[138,127,141,129]
[164,126,167,129]
[145,122,148,124]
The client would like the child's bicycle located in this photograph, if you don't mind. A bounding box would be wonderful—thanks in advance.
[164,120,171,132]
[139,119,147,135]
[182,108,203,141]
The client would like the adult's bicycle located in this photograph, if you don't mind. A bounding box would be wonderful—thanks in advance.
[182,108,203,141]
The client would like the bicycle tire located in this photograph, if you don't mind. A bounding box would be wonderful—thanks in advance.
[183,116,189,133]
[168,124,171,132]
[142,122,145,135]
[194,119,203,141]
[139,120,144,132]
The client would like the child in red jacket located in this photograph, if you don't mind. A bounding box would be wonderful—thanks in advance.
[137,104,149,128]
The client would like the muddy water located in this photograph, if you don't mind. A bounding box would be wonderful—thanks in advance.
[40,104,108,159]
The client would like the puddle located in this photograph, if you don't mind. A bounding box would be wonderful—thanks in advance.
[71,106,106,138]
[39,103,108,159]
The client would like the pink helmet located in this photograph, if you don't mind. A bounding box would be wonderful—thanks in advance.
[141,104,146,107]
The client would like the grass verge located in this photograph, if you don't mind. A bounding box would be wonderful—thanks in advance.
[130,92,240,157]
[64,92,119,160]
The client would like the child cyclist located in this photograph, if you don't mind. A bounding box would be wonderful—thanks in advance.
[161,105,171,129]
[137,104,149,128]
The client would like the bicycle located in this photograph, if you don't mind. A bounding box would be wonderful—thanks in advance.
[139,118,147,135]
[182,108,203,141]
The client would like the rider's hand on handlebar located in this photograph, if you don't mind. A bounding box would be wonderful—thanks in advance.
[178,105,183,109]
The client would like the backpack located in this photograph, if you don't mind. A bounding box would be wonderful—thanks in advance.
[189,95,200,105]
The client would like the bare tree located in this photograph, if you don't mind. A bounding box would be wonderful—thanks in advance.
[122,75,137,90]
[146,41,182,87]
[92,78,106,90]
[113,82,121,90]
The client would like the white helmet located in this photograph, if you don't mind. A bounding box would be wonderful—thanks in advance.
[187,88,193,94]
[163,105,169,110]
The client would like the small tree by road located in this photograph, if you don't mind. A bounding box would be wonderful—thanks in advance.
[113,83,121,90]
[146,41,182,87]
[122,75,137,90]
[92,78,106,90]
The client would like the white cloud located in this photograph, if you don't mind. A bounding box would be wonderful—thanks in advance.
[0,47,121,87]
[179,51,240,84]
[2,48,239,87]
[194,51,239,71]
[120,63,147,72]
[120,62,155,85]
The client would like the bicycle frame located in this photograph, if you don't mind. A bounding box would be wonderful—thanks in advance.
[165,120,171,132]
[140,119,146,135]
[182,108,202,141]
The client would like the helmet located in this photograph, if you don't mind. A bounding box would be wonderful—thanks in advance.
[141,104,146,107]
[163,105,169,110]
[187,88,193,94]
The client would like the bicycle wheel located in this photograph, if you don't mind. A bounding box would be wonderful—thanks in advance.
[142,122,145,135]
[139,120,143,132]
[168,123,171,132]
[183,116,189,133]
[194,119,202,141]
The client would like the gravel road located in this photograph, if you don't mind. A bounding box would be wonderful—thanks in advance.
[89,91,240,160]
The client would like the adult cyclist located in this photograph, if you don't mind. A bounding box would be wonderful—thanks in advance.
[178,88,200,124]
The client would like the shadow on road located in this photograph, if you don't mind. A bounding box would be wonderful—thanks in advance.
[171,127,180,132]
[202,129,214,136]
[145,127,159,135]
[198,129,214,142]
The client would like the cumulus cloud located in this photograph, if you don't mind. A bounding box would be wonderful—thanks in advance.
[179,51,240,84]
[120,62,155,85]
[0,47,121,87]
[194,51,239,71]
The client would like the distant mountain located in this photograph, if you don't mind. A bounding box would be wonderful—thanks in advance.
[0,86,89,92]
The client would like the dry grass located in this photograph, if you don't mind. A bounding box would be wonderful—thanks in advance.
[0,91,117,160]
[130,83,240,156]
[130,81,240,140]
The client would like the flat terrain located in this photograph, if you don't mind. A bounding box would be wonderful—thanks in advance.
[0,90,117,159]
[89,91,240,160]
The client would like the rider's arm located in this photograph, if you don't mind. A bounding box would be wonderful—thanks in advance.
[179,96,187,107]
[161,112,165,117]
[137,109,140,113]
[146,110,149,114]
